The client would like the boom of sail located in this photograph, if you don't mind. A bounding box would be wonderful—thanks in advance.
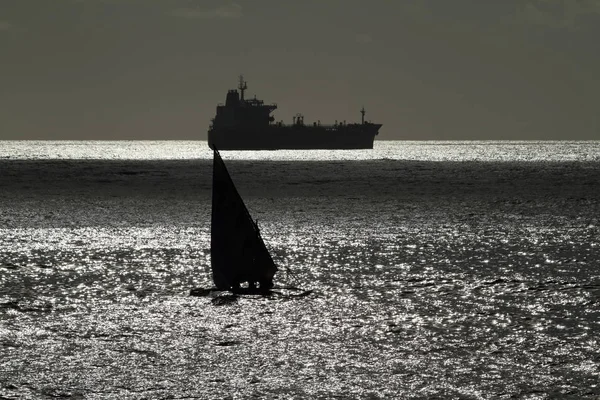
[210,149,277,292]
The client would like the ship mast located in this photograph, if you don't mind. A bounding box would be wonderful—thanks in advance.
[361,106,366,124]
[238,75,247,101]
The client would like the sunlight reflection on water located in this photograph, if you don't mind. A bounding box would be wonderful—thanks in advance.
[0,142,599,398]
[1,212,599,398]
[1,140,600,161]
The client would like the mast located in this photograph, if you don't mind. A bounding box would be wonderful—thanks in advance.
[238,75,247,101]
[361,106,366,124]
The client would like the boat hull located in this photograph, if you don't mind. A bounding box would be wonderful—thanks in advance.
[208,124,381,150]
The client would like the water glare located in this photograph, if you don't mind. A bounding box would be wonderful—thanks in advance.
[1,141,599,398]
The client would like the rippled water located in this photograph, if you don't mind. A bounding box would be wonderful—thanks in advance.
[1,141,599,399]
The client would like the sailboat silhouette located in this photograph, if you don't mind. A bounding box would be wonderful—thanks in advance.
[210,148,277,293]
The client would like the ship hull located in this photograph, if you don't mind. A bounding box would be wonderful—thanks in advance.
[208,124,381,150]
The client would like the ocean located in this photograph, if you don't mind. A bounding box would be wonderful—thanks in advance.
[1,141,599,399]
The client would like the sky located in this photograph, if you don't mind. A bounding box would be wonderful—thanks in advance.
[1,0,599,140]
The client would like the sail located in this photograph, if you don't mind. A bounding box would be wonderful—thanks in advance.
[210,149,278,290]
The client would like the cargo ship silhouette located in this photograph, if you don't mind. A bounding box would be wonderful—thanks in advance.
[208,76,381,150]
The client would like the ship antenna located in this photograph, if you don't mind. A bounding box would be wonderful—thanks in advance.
[361,106,366,124]
[238,75,247,101]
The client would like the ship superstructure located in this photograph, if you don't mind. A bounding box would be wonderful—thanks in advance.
[208,76,381,150]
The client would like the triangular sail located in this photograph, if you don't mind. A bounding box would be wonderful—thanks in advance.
[210,149,277,290]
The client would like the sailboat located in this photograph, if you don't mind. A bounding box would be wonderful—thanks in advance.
[209,148,278,293]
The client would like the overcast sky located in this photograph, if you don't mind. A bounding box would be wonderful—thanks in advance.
[1,0,599,140]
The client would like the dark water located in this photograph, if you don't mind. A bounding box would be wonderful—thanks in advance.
[1,141,599,399]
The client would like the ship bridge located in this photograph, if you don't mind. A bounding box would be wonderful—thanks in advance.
[212,77,277,129]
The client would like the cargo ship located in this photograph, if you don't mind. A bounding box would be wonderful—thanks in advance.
[207,76,382,150]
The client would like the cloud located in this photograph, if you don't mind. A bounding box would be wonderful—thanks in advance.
[515,0,600,29]
[402,0,430,17]
[171,3,242,19]
[355,33,373,44]
[71,0,137,3]
[0,21,14,31]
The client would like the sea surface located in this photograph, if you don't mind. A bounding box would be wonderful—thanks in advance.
[1,141,599,399]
